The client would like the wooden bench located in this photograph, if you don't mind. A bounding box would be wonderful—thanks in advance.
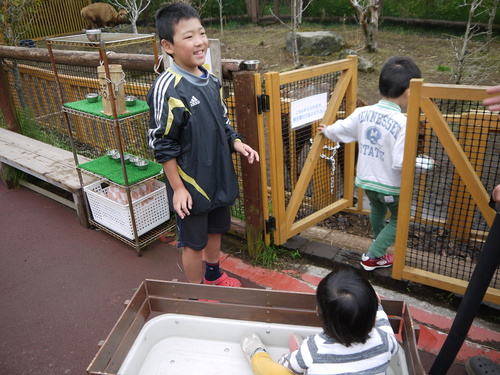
[0,127,97,228]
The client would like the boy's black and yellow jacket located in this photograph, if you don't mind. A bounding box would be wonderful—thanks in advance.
[147,63,241,215]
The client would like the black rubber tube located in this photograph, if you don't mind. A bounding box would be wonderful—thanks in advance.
[429,212,500,374]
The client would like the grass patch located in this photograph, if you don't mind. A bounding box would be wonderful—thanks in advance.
[252,243,301,269]
[18,109,70,150]
[437,65,451,72]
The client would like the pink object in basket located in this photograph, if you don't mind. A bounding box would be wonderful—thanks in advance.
[107,181,155,205]
[84,180,170,240]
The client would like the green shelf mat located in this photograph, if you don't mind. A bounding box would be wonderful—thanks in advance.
[64,97,149,119]
[79,155,163,185]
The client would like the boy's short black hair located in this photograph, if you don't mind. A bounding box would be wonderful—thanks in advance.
[379,56,421,99]
[155,2,201,44]
[316,268,378,346]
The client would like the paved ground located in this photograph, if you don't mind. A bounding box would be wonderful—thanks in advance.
[0,182,498,375]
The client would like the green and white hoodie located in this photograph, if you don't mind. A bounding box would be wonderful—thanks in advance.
[322,100,406,195]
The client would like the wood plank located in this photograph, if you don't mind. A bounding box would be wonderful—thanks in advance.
[394,79,424,280]
[402,266,500,305]
[146,279,317,310]
[288,198,350,238]
[105,301,150,374]
[421,83,493,101]
[20,180,76,209]
[149,297,322,327]
[279,59,354,85]
[0,127,95,191]
[402,306,426,375]
[87,283,149,374]
[420,98,495,226]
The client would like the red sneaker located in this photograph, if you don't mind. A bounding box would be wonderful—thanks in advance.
[361,254,394,271]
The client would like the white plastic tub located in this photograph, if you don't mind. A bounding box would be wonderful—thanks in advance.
[118,313,409,375]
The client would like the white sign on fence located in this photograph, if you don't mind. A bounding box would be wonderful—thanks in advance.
[290,92,328,129]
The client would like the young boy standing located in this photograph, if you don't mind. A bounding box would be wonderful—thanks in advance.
[319,56,421,271]
[147,3,259,286]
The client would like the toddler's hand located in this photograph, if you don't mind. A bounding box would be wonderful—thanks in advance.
[318,123,328,134]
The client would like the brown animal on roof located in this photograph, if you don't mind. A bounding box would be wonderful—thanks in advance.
[81,3,128,30]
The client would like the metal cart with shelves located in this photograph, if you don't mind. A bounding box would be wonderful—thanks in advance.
[46,32,172,255]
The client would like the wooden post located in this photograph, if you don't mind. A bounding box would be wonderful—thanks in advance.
[0,59,21,133]
[233,71,265,258]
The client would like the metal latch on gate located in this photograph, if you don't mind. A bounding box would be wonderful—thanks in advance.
[265,216,276,233]
[257,94,270,114]
[310,138,341,195]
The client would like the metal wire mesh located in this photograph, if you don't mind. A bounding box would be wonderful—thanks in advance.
[407,99,499,288]
[273,72,345,220]
[223,78,245,221]
[2,51,246,221]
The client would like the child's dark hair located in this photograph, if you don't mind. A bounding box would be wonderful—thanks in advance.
[155,3,201,44]
[379,56,421,99]
[316,268,378,347]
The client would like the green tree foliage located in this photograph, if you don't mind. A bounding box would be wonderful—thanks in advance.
[0,0,42,46]
[311,0,498,23]
[139,0,498,26]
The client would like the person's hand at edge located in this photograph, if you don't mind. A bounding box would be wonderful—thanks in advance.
[483,85,500,119]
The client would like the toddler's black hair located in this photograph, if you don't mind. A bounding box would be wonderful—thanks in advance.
[379,56,421,99]
[316,268,379,346]
[155,3,201,44]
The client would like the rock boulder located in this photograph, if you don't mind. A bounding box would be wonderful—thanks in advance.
[286,31,346,56]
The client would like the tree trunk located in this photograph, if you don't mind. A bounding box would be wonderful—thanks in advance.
[349,0,381,53]
[0,59,21,132]
[219,0,224,36]
[486,0,499,51]
[367,4,379,52]
[291,0,300,67]
[455,0,481,84]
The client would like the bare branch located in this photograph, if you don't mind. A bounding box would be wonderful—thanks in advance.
[269,7,292,28]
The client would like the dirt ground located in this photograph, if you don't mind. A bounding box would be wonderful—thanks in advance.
[205,22,500,104]
[129,21,499,106]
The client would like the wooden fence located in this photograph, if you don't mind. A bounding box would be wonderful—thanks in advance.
[394,80,499,304]
[0,0,90,44]
[1,45,499,303]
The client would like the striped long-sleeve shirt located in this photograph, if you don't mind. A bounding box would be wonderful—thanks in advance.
[278,305,399,374]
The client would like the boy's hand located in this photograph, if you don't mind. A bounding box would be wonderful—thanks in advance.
[318,123,328,134]
[234,141,260,164]
[173,186,192,219]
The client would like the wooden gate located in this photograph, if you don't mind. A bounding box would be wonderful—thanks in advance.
[262,56,358,245]
[394,79,500,304]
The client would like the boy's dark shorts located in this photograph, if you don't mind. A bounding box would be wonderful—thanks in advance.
[176,206,231,251]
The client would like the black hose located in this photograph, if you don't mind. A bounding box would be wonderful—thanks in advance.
[429,212,500,374]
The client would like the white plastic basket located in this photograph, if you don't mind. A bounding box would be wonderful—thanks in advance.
[84,180,170,240]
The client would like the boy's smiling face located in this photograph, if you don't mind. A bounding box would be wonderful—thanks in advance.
[161,17,208,76]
